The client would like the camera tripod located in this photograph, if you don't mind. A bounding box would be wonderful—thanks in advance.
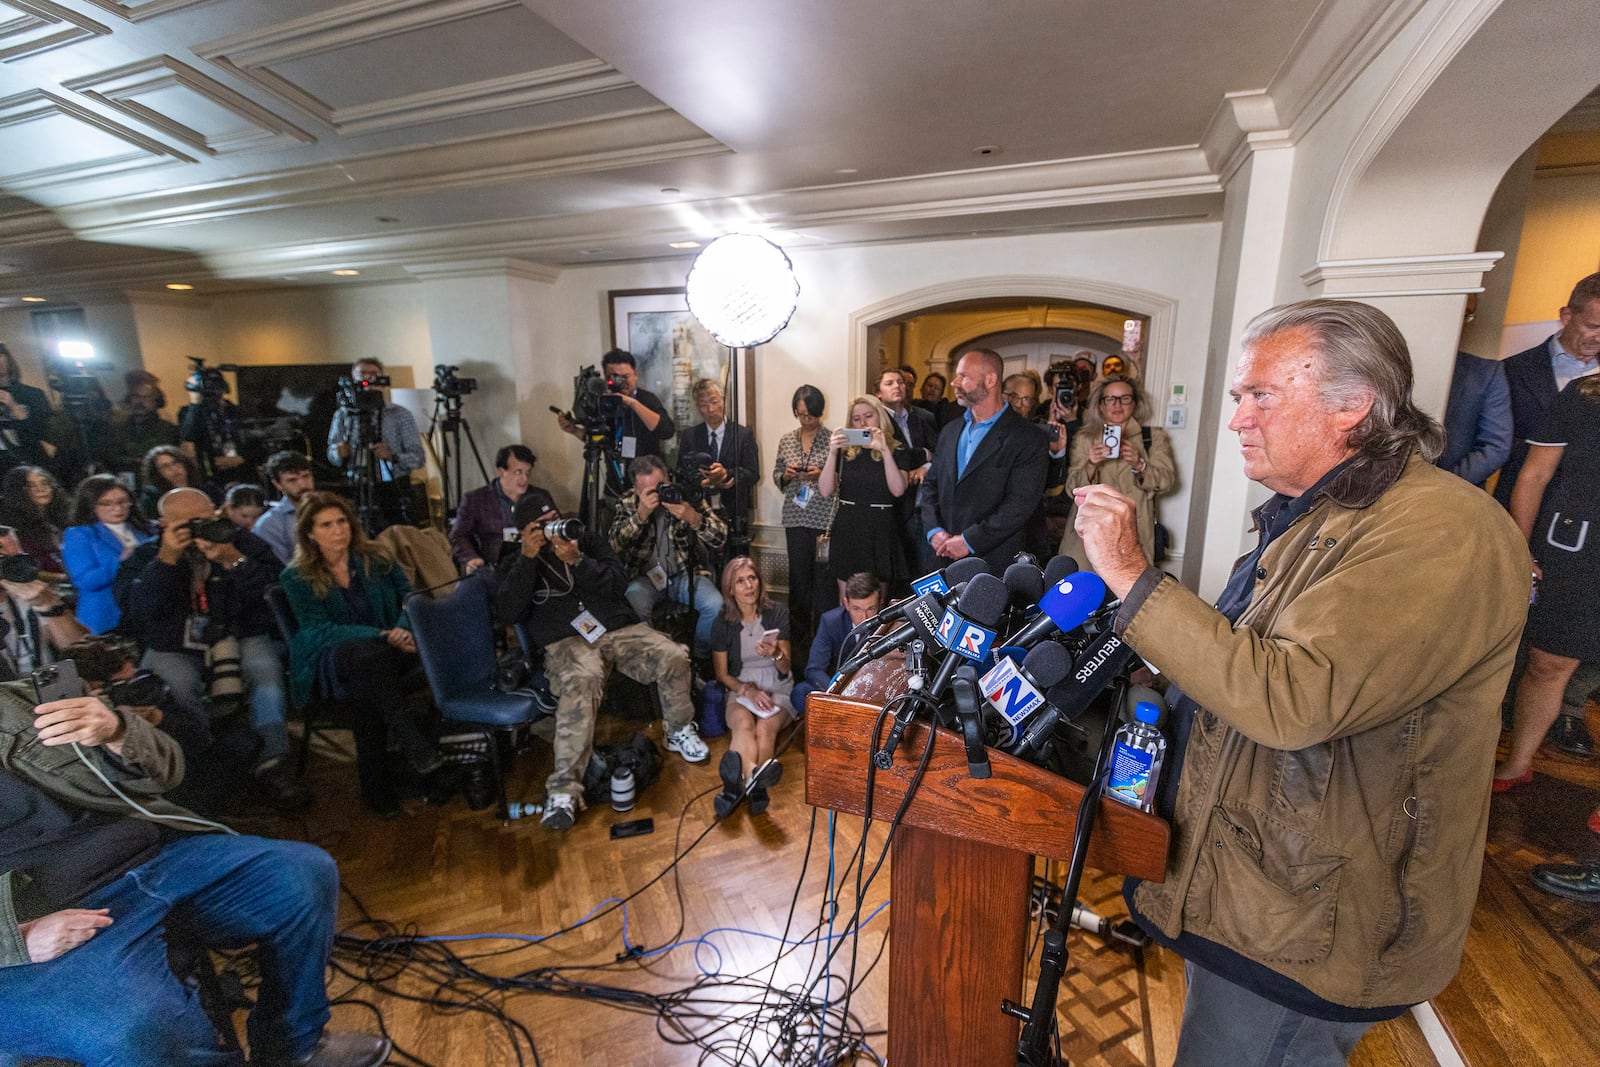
[577,430,622,534]
[428,391,488,519]
[345,403,400,536]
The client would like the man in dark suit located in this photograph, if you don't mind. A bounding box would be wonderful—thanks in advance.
[790,571,882,713]
[448,443,556,575]
[919,347,1049,574]
[681,378,759,559]
[877,368,939,573]
[1491,273,1600,757]
[1494,272,1600,508]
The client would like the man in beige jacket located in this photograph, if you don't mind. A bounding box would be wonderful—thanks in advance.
[1073,300,1529,1066]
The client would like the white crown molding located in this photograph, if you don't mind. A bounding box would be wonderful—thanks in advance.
[1299,251,1504,296]
[63,56,315,156]
[122,286,213,308]
[0,251,201,296]
[404,258,559,284]
[61,106,724,237]
[0,204,70,247]
[0,89,193,191]
[335,61,634,136]
[79,0,218,21]
[196,0,521,67]
[1273,0,1431,142]
[0,0,109,61]
[1200,90,1291,181]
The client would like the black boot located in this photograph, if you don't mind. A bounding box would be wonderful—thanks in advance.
[714,750,742,818]
[746,759,783,816]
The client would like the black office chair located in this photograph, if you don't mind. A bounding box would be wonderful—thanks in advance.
[263,584,349,779]
[407,579,548,819]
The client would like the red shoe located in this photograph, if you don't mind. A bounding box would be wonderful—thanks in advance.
[1491,770,1534,793]
[1587,810,1600,836]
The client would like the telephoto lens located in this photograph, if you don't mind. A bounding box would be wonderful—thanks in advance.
[0,554,40,583]
[541,518,584,541]
[610,766,636,812]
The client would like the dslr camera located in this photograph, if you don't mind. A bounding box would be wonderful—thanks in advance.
[540,518,584,542]
[184,516,238,544]
[433,364,477,398]
[656,482,685,506]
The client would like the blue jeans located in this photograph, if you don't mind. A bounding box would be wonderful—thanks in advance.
[625,573,722,657]
[1174,962,1377,1067]
[0,835,337,1067]
[143,634,291,765]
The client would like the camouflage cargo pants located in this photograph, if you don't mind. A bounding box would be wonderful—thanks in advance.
[541,622,693,799]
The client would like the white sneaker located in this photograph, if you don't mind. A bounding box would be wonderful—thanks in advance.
[664,722,709,762]
[540,792,576,830]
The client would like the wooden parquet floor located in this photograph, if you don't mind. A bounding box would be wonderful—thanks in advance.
[228,702,1600,1067]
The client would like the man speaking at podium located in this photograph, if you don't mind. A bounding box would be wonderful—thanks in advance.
[1072,301,1528,1066]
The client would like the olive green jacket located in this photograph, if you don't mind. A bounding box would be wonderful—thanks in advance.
[0,682,190,968]
[1120,452,1528,1009]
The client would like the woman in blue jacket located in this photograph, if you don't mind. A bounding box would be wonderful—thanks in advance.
[61,474,154,633]
[279,492,440,815]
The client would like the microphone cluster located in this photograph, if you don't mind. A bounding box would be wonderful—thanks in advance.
[839,554,1138,772]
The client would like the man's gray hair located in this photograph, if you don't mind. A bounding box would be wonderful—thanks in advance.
[1240,299,1444,463]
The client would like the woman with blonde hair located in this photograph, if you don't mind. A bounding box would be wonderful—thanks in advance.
[1058,374,1176,570]
[818,393,908,600]
[279,492,441,815]
[709,555,793,817]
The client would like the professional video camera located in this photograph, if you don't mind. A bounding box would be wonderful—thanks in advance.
[184,356,237,401]
[566,365,626,431]
[433,364,477,398]
[336,372,389,415]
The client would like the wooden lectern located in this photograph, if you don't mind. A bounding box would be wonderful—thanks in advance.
[805,657,1171,1067]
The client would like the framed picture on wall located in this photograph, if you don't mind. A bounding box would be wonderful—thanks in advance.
[607,288,754,458]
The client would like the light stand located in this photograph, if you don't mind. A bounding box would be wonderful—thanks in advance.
[685,234,800,559]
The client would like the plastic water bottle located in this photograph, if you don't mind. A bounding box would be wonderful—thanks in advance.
[610,767,636,812]
[1106,701,1166,812]
[505,801,542,820]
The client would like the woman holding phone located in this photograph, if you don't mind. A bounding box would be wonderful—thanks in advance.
[709,556,792,817]
[1057,374,1175,572]
[773,385,834,647]
[818,394,907,601]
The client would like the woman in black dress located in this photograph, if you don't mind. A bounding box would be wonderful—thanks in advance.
[817,394,907,601]
[1495,376,1600,801]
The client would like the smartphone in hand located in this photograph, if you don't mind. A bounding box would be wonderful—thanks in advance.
[1102,424,1122,459]
[31,661,83,704]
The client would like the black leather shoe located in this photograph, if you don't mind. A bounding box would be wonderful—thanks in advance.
[746,759,783,817]
[1547,715,1595,758]
[714,750,742,819]
[275,1030,392,1066]
[1531,860,1600,902]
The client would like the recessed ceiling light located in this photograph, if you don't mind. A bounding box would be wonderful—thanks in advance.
[165,282,194,291]
[835,168,858,175]
[660,187,680,195]
[21,296,45,303]
[331,269,360,276]
[669,241,701,250]
[375,216,399,224]
[579,249,608,256]
[972,145,1001,157]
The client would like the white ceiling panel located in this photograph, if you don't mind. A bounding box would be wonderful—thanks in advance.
[0,0,108,61]
[0,89,189,190]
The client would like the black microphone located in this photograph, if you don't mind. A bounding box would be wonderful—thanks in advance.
[1042,554,1079,586]
[847,556,987,643]
[1002,560,1046,633]
[924,573,1010,701]
[980,641,1073,749]
[1040,627,1143,724]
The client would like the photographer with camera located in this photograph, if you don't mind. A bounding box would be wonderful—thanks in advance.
[449,444,555,576]
[115,487,309,811]
[0,527,85,683]
[0,675,390,1066]
[496,500,708,830]
[177,358,257,493]
[554,349,674,487]
[327,358,424,531]
[609,455,726,660]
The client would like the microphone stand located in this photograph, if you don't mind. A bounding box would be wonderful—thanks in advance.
[1005,674,1132,1067]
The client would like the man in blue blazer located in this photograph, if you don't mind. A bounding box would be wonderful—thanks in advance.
[1438,351,1511,489]
[919,347,1049,574]
[791,572,882,714]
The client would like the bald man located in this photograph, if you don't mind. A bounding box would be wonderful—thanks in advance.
[116,487,308,810]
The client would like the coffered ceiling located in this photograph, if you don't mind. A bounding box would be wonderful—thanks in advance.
[0,0,1446,298]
